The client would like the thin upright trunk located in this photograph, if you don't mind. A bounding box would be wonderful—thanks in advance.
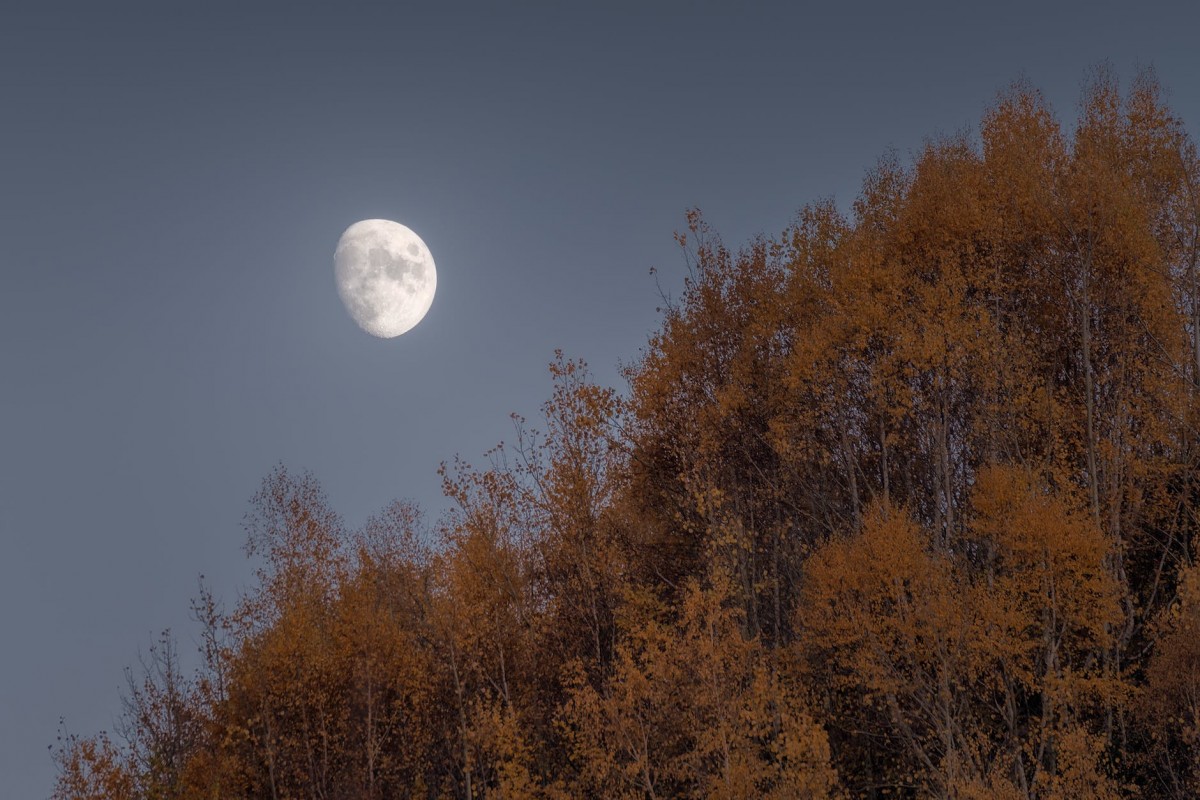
[261,696,280,800]
[1191,250,1200,386]
[938,645,956,794]
[365,666,376,799]
[639,720,658,800]
[449,645,473,800]
[1080,242,1103,528]
[939,387,954,541]
[880,416,890,506]
[772,522,782,645]
[840,416,862,531]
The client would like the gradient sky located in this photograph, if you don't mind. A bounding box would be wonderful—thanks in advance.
[3,2,1199,796]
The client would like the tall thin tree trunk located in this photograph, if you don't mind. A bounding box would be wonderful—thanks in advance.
[840,416,861,532]
[449,645,473,800]
[1080,243,1103,528]
[880,416,890,506]
[940,386,954,542]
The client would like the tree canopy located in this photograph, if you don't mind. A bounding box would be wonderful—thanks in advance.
[54,68,1200,799]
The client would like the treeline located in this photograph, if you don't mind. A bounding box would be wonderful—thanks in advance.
[54,68,1200,799]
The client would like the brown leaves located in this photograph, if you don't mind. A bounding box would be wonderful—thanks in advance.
[798,471,1124,796]
[51,732,135,800]
[53,67,1200,799]
[560,575,838,799]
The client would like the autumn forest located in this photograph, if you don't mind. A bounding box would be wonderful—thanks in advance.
[53,70,1200,798]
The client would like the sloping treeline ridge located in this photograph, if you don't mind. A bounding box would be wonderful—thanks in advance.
[55,69,1200,799]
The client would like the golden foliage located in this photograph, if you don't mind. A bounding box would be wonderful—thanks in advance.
[54,68,1200,799]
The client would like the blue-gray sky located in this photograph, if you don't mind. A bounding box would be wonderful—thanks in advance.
[3,2,1199,796]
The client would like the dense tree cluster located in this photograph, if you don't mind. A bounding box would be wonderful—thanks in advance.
[54,69,1200,798]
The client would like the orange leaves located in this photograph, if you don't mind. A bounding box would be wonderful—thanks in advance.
[1141,561,1200,795]
[51,732,136,800]
[560,575,838,799]
[242,465,348,623]
[53,68,1200,798]
[798,471,1124,796]
[970,465,1121,661]
[798,505,970,793]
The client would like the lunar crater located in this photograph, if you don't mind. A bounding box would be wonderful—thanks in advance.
[335,219,437,338]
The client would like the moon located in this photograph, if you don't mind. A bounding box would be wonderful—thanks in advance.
[334,219,437,338]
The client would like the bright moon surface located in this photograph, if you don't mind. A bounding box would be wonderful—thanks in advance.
[334,219,437,338]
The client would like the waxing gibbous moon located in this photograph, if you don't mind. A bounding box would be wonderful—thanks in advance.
[334,219,437,338]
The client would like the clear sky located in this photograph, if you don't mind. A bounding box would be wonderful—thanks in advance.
[3,2,1199,796]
